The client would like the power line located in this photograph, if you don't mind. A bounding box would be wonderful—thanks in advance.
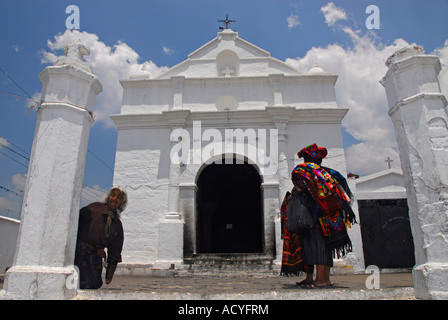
[1,137,30,156]
[0,185,23,198]
[2,145,29,161]
[0,89,37,102]
[0,67,38,103]
[88,148,114,172]
[0,150,28,168]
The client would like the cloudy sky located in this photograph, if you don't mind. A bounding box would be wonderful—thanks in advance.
[1,0,447,219]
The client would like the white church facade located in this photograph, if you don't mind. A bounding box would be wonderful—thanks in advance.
[4,25,447,298]
[110,28,357,273]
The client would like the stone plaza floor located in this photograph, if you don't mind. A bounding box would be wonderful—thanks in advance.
[72,272,415,300]
[0,271,415,300]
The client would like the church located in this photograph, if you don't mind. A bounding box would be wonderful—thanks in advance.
[110,25,359,274]
[5,16,447,298]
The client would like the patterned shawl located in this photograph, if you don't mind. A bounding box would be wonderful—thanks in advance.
[280,191,305,276]
[291,163,357,258]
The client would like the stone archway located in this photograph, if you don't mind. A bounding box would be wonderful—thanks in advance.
[196,156,263,254]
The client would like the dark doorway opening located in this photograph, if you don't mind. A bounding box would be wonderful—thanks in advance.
[196,158,263,254]
[359,199,415,269]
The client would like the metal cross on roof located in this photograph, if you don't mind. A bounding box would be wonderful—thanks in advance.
[218,14,236,30]
[385,156,393,169]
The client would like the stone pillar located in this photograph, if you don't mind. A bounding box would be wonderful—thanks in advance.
[344,177,365,273]
[154,110,189,269]
[267,107,295,202]
[381,46,448,299]
[266,107,294,264]
[269,74,285,107]
[172,76,185,110]
[3,40,102,299]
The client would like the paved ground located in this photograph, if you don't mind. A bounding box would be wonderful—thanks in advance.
[0,272,417,320]
[0,272,415,300]
[72,272,415,300]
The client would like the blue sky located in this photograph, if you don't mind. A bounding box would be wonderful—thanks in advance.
[1,0,447,219]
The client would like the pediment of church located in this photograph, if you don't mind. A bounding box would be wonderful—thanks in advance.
[156,29,301,79]
[355,168,406,200]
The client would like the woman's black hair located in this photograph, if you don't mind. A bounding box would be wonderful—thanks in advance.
[303,153,322,165]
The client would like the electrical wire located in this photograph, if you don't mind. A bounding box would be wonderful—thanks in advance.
[1,137,30,156]
[0,150,28,168]
[0,185,23,198]
[88,148,114,171]
[1,145,30,161]
[0,67,38,103]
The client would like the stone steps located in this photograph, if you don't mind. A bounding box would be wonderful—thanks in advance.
[180,254,280,275]
[114,255,356,277]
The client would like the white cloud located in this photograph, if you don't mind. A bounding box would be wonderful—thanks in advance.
[320,2,347,27]
[163,46,174,56]
[287,13,300,29]
[40,30,169,127]
[11,173,26,192]
[285,25,448,176]
[0,173,26,219]
[0,136,9,148]
[0,196,21,219]
[433,39,448,97]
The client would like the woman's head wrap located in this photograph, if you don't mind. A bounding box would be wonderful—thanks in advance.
[297,143,327,160]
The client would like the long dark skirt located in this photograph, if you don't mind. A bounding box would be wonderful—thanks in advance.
[301,224,333,267]
[74,242,105,289]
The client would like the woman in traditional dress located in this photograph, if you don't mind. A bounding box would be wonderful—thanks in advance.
[74,186,128,289]
[281,144,356,288]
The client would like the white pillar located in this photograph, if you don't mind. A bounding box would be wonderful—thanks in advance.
[266,106,294,201]
[381,46,448,299]
[269,74,285,107]
[266,107,293,265]
[172,76,185,110]
[3,40,102,299]
[345,178,365,273]
[153,110,189,269]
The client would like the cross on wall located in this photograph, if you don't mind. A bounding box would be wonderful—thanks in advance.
[221,66,235,77]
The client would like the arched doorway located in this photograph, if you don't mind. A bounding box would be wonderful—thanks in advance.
[196,157,263,253]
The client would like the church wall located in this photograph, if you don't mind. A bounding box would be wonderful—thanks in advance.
[120,81,172,114]
[180,60,217,78]
[111,28,361,270]
[112,105,350,265]
[181,79,272,111]
[0,216,20,274]
[285,122,348,176]
[173,123,280,257]
[282,77,338,108]
[120,76,340,116]
[113,127,172,264]
[190,38,266,61]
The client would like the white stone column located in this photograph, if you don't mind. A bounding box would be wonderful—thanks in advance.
[266,107,294,264]
[344,178,365,273]
[269,74,285,107]
[266,107,294,200]
[381,46,448,299]
[3,40,102,299]
[154,110,189,269]
[179,183,198,257]
[172,76,185,110]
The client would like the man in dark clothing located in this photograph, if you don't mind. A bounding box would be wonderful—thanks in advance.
[74,186,127,289]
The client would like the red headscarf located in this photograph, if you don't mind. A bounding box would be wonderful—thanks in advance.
[297,143,327,159]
